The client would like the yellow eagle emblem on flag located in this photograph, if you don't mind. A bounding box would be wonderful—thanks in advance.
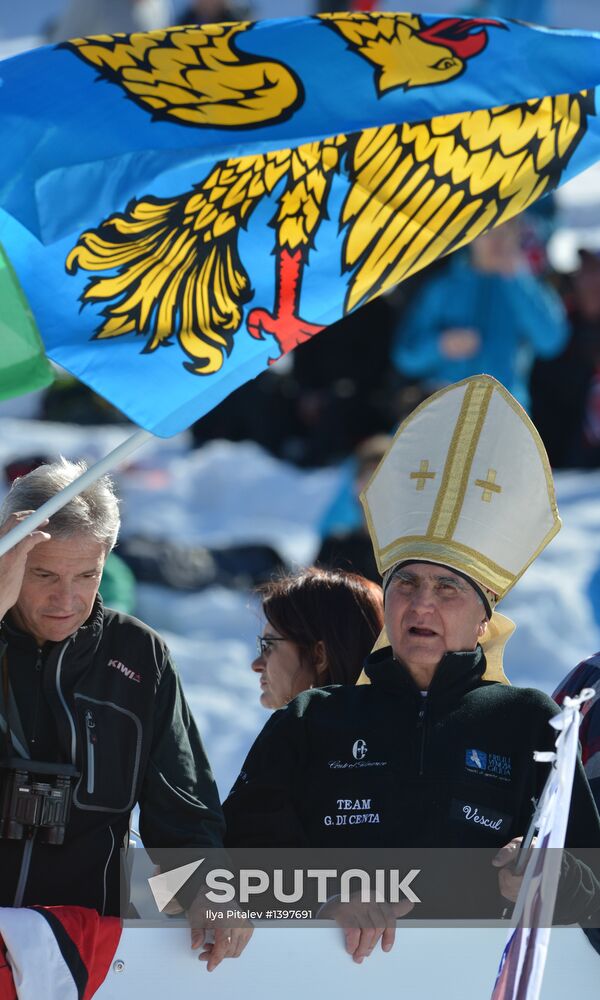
[65,15,594,375]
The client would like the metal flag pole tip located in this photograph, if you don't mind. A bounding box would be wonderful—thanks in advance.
[0,428,153,557]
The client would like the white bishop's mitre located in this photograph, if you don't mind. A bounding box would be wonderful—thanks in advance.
[360,374,561,604]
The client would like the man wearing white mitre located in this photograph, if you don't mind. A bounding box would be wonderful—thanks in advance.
[224,375,600,959]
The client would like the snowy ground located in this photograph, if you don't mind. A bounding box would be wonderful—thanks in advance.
[1,416,599,795]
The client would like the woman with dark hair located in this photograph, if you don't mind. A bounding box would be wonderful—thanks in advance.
[252,567,384,709]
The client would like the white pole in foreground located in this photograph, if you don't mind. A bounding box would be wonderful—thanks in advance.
[0,427,153,557]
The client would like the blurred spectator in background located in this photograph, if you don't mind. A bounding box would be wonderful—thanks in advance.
[3,455,136,613]
[118,533,284,592]
[317,434,391,583]
[316,1,354,11]
[45,0,173,42]
[465,0,549,25]
[192,294,397,467]
[532,249,600,468]
[95,541,137,613]
[391,219,568,411]
[179,0,249,22]
[253,567,383,709]
[191,363,298,458]
[283,295,396,466]
[41,374,126,426]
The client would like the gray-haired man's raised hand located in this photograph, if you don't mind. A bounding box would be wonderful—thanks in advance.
[0,512,50,619]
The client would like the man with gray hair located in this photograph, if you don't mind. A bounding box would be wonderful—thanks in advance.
[0,458,251,971]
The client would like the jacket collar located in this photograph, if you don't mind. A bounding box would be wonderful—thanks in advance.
[2,595,105,658]
[364,644,487,705]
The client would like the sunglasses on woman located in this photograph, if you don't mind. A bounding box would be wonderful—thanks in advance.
[256,636,287,657]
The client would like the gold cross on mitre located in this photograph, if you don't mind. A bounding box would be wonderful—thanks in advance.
[361,376,562,612]
[475,468,502,503]
[410,459,436,491]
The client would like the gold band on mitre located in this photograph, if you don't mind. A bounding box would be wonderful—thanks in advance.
[360,375,561,604]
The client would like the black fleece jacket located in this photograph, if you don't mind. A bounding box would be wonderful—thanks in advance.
[0,599,223,914]
[224,646,600,921]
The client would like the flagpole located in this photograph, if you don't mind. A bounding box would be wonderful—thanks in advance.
[490,687,596,1000]
[0,427,153,556]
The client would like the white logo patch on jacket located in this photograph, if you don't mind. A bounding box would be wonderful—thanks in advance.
[450,798,511,833]
[108,658,141,684]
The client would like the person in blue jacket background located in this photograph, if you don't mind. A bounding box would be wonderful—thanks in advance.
[392,219,568,411]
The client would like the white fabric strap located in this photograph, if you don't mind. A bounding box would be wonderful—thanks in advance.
[0,907,78,1000]
[490,688,594,1000]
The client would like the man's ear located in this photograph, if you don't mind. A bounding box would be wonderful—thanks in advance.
[313,641,328,678]
[477,619,489,638]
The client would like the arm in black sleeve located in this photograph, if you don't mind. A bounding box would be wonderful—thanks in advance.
[554,757,600,928]
[223,702,310,848]
[138,648,226,910]
[138,648,224,851]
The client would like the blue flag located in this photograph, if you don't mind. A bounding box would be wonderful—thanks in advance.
[1,13,600,435]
